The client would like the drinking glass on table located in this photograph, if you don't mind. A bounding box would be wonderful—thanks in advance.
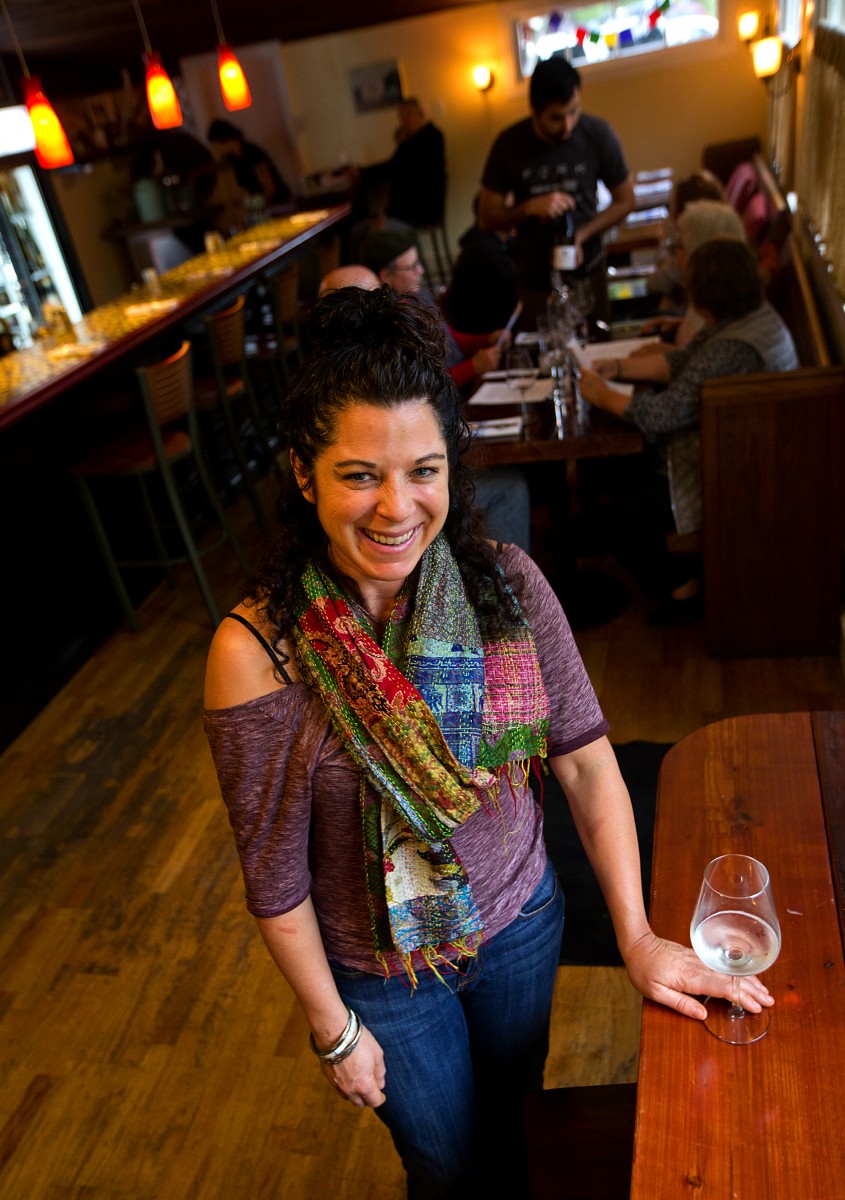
[690,853,781,1044]
[505,347,539,423]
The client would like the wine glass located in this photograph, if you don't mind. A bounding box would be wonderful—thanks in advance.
[690,853,781,1044]
[505,347,539,423]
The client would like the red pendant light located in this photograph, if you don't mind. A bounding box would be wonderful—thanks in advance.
[23,76,75,169]
[210,0,252,110]
[217,44,252,111]
[144,51,183,129]
[132,0,183,129]
[1,0,74,169]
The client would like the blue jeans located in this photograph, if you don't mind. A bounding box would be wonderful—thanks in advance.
[330,858,564,1200]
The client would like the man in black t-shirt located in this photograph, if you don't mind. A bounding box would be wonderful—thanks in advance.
[478,58,634,323]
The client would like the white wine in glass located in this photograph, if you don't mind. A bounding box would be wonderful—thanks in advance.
[690,853,781,1044]
[505,347,539,422]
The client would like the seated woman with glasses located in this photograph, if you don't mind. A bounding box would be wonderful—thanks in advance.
[579,237,798,626]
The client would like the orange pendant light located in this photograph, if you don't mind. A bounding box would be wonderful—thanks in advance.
[133,0,183,129]
[217,44,252,110]
[144,52,183,129]
[1,0,74,169]
[23,76,75,169]
[210,0,252,110]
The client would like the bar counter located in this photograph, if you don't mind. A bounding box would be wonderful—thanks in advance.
[0,203,350,430]
[0,203,348,749]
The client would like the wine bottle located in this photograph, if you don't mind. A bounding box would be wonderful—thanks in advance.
[551,210,577,274]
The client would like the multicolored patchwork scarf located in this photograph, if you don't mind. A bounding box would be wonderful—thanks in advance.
[292,533,550,979]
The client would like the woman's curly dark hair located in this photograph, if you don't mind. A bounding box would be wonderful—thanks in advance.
[248,285,522,642]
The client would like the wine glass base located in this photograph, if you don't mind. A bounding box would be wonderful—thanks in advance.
[702,997,770,1045]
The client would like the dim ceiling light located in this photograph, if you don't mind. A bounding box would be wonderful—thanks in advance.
[752,35,783,78]
[132,0,183,129]
[738,10,760,41]
[210,0,252,110]
[473,64,495,91]
[0,0,74,168]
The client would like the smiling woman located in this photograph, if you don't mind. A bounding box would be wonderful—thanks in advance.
[201,284,764,1200]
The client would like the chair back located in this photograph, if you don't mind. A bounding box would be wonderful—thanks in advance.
[317,237,341,280]
[272,263,299,325]
[205,294,246,370]
[136,341,194,427]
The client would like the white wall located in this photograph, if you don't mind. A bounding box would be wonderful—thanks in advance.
[282,0,768,250]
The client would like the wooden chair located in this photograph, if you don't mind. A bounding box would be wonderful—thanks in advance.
[195,294,282,538]
[524,1083,637,1200]
[245,262,302,390]
[316,235,341,282]
[72,341,250,632]
[416,221,453,288]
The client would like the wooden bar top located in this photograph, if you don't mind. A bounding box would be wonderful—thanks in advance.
[631,712,845,1200]
[0,204,349,432]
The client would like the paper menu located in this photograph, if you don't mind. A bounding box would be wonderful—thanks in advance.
[468,379,549,406]
[567,337,660,398]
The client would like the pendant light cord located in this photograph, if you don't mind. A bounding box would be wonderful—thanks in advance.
[1,0,31,77]
[131,0,153,55]
[209,0,226,45]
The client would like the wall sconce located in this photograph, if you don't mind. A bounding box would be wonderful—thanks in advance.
[738,11,760,42]
[472,65,495,92]
[752,35,783,79]
[0,0,74,167]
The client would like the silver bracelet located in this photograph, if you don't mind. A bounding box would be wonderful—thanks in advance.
[309,1008,362,1065]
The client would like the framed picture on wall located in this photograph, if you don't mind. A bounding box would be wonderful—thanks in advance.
[349,61,404,113]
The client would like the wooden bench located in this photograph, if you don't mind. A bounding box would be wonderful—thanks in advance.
[524,1083,637,1200]
[700,227,845,657]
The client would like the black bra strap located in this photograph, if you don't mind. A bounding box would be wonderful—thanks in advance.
[224,612,293,685]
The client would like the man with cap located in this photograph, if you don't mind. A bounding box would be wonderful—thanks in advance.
[478,57,634,325]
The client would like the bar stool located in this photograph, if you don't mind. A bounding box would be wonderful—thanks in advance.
[317,235,341,282]
[71,341,250,632]
[195,294,282,538]
[245,262,302,390]
[416,222,453,288]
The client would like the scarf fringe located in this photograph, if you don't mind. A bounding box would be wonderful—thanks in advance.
[377,934,482,990]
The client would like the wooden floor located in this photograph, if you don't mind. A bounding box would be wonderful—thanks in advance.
[2,483,844,1199]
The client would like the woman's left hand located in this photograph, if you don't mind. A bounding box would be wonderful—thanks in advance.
[622,930,775,1021]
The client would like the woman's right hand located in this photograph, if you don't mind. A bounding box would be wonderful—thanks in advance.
[320,1024,386,1108]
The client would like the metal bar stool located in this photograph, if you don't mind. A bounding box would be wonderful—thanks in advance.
[416,222,453,288]
[196,294,282,538]
[71,341,251,632]
[245,262,303,391]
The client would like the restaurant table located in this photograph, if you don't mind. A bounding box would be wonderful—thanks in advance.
[632,711,845,1200]
[0,203,350,432]
[467,392,644,628]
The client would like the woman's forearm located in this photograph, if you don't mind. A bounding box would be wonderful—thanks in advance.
[256,897,351,1046]
[549,737,651,956]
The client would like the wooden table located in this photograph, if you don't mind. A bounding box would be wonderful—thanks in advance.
[468,395,644,629]
[632,711,845,1199]
[0,203,350,431]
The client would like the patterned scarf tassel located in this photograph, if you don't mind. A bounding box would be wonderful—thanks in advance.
[377,934,482,991]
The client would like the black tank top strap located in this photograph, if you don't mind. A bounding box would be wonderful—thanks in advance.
[224,612,294,685]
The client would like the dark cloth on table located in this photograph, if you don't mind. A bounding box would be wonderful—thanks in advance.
[481,114,629,298]
[386,121,446,228]
[442,225,519,334]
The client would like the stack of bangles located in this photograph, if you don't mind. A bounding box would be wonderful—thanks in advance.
[309,1008,363,1066]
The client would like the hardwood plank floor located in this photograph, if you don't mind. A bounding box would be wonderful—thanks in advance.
[2,482,844,1198]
